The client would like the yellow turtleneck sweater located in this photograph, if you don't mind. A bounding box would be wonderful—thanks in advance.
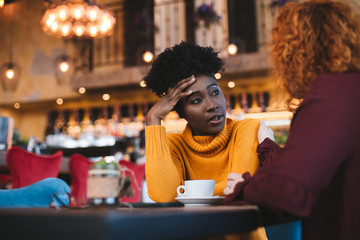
[145,118,267,240]
[145,118,261,202]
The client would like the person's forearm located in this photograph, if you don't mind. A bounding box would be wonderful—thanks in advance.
[145,113,161,126]
[145,126,183,202]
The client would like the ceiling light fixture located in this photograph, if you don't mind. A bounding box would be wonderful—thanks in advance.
[1,3,21,92]
[54,54,74,85]
[41,0,116,39]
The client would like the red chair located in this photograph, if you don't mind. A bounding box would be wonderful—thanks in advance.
[68,153,93,205]
[6,146,63,189]
[0,174,11,188]
[119,160,145,203]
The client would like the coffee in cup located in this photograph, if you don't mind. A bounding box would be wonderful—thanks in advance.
[176,180,215,198]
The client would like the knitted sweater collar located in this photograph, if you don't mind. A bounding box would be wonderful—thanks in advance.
[181,118,234,155]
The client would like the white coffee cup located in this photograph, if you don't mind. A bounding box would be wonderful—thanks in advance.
[176,180,215,198]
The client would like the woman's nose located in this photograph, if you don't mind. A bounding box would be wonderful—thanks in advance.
[206,99,219,112]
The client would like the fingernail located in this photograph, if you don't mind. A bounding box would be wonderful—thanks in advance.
[188,90,193,94]
[191,76,195,81]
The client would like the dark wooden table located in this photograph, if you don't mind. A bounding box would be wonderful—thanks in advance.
[0,205,260,240]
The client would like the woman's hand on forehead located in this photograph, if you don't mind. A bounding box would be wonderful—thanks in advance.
[146,75,196,126]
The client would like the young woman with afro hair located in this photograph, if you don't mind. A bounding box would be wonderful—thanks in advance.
[143,41,270,240]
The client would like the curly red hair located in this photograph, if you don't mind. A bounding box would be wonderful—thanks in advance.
[270,0,360,107]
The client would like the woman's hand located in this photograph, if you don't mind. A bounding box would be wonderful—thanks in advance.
[146,75,196,126]
[257,120,274,144]
[223,172,244,195]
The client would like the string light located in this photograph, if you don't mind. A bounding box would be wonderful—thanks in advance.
[14,102,20,109]
[227,81,235,88]
[102,93,110,101]
[78,87,86,94]
[142,51,154,63]
[139,80,147,87]
[56,98,64,105]
[227,43,238,55]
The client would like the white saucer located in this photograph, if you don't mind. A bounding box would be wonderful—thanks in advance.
[175,196,224,207]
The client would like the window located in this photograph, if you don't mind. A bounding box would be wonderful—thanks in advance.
[227,0,258,53]
[124,0,155,66]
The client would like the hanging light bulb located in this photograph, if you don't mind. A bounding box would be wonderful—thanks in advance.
[1,62,21,91]
[1,3,21,92]
[57,5,69,21]
[5,68,15,79]
[0,0,4,8]
[50,21,59,32]
[87,5,100,22]
[59,61,70,72]
[87,23,98,37]
[71,4,85,20]
[73,24,85,37]
[54,55,74,85]
[61,23,72,37]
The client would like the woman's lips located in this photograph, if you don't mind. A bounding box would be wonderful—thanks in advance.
[208,114,224,124]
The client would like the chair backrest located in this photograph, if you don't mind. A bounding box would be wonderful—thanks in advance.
[68,153,93,205]
[119,160,145,203]
[0,174,11,189]
[6,146,63,189]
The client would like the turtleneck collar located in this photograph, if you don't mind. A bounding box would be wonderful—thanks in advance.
[181,118,234,155]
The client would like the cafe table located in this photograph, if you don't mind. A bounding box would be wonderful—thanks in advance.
[0,204,261,240]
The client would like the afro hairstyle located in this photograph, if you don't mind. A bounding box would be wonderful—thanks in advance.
[143,41,225,97]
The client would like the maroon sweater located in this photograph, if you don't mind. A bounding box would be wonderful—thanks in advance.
[225,73,360,240]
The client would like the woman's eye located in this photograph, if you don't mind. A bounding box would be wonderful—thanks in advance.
[191,98,202,104]
[212,89,220,96]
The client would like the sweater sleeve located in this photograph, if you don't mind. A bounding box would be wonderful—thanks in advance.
[225,74,360,218]
[145,126,184,202]
[257,138,283,167]
[231,119,261,175]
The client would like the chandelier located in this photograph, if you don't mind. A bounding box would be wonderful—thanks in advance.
[41,0,116,39]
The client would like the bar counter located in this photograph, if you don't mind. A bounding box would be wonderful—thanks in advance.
[0,205,260,240]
